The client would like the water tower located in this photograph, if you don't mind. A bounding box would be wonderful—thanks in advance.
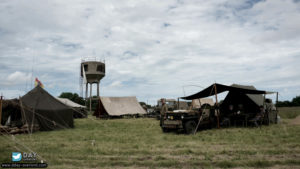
[80,58,105,109]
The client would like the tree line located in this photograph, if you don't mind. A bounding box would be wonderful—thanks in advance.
[59,92,300,108]
[276,96,300,107]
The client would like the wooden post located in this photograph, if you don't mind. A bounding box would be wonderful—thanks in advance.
[214,84,220,129]
[198,98,202,108]
[0,96,2,126]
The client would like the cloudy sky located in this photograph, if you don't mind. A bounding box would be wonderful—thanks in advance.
[0,0,299,105]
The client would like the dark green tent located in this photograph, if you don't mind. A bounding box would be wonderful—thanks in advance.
[20,86,74,131]
[181,83,274,118]
[220,84,264,116]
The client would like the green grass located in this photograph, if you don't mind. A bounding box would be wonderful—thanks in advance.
[278,106,300,119]
[1,117,300,169]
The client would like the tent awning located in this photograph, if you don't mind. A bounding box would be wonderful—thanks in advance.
[181,83,273,100]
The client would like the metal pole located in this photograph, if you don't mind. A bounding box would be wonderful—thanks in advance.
[97,82,99,97]
[214,84,220,129]
[276,92,279,123]
[0,96,3,126]
[85,83,88,99]
[263,94,266,107]
[276,92,278,110]
[90,83,92,112]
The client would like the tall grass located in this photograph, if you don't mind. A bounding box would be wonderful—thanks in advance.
[278,106,300,119]
[0,116,299,168]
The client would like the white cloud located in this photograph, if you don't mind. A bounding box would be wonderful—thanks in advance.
[2,71,31,86]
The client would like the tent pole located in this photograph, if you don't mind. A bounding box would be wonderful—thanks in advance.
[276,92,279,124]
[0,95,2,126]
[263,94,266,107]
[214,84,220,129]
[90,83,92,112]
[276,92,278,110]
[198,98,202,108]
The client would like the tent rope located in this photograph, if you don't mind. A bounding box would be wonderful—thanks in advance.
[0,127,47,162]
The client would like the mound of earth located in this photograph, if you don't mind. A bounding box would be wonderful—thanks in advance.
[290,115,300,125]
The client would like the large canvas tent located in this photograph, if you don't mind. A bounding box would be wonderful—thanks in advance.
[181,83,269,100]
[94,96,147,117]
[181,83,277,126]
[181,83,272,111]
[20,86,74,131]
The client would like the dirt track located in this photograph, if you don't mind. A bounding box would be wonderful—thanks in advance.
[290,115,300,125]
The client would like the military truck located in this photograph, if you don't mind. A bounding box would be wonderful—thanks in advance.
[161,105,216,134]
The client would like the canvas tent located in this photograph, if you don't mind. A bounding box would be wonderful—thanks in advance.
[94,96,147,117]
[181,83,270,112]
[20,86,74,131]
[192,98,214,109]
[181,83,277,125]
[56,97,87,118]
[181,83,269,100]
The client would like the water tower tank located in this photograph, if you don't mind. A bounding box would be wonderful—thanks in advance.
[80,59,105,99]
[81,61,105,83]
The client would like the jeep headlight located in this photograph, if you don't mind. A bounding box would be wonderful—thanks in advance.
[181,115,184,119]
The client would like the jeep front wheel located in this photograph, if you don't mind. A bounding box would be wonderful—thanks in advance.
[184,121,197,134]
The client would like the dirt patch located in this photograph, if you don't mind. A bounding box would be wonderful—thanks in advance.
[290,115,300,125]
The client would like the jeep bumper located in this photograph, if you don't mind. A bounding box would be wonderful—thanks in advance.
[162,120,183,129]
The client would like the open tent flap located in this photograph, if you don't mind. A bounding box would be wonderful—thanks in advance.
[1,99,23,126]
[181,83,271,100]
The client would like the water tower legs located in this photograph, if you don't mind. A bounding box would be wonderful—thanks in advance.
[97,82,99,97]
[90,83,92,112]
[85,83,88,99]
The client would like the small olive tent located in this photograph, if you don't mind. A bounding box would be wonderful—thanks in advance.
[20,86,74,131]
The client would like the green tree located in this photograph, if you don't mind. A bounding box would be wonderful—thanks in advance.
[59,92,85,106]
[276,95,300,107]
[291,96,300,106]
[139,102,151,108]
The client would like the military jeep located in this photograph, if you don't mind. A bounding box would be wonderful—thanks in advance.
[161,106,216,134]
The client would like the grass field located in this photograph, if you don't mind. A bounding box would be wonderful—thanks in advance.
[278,106,300,119]
[1,113,300,168]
